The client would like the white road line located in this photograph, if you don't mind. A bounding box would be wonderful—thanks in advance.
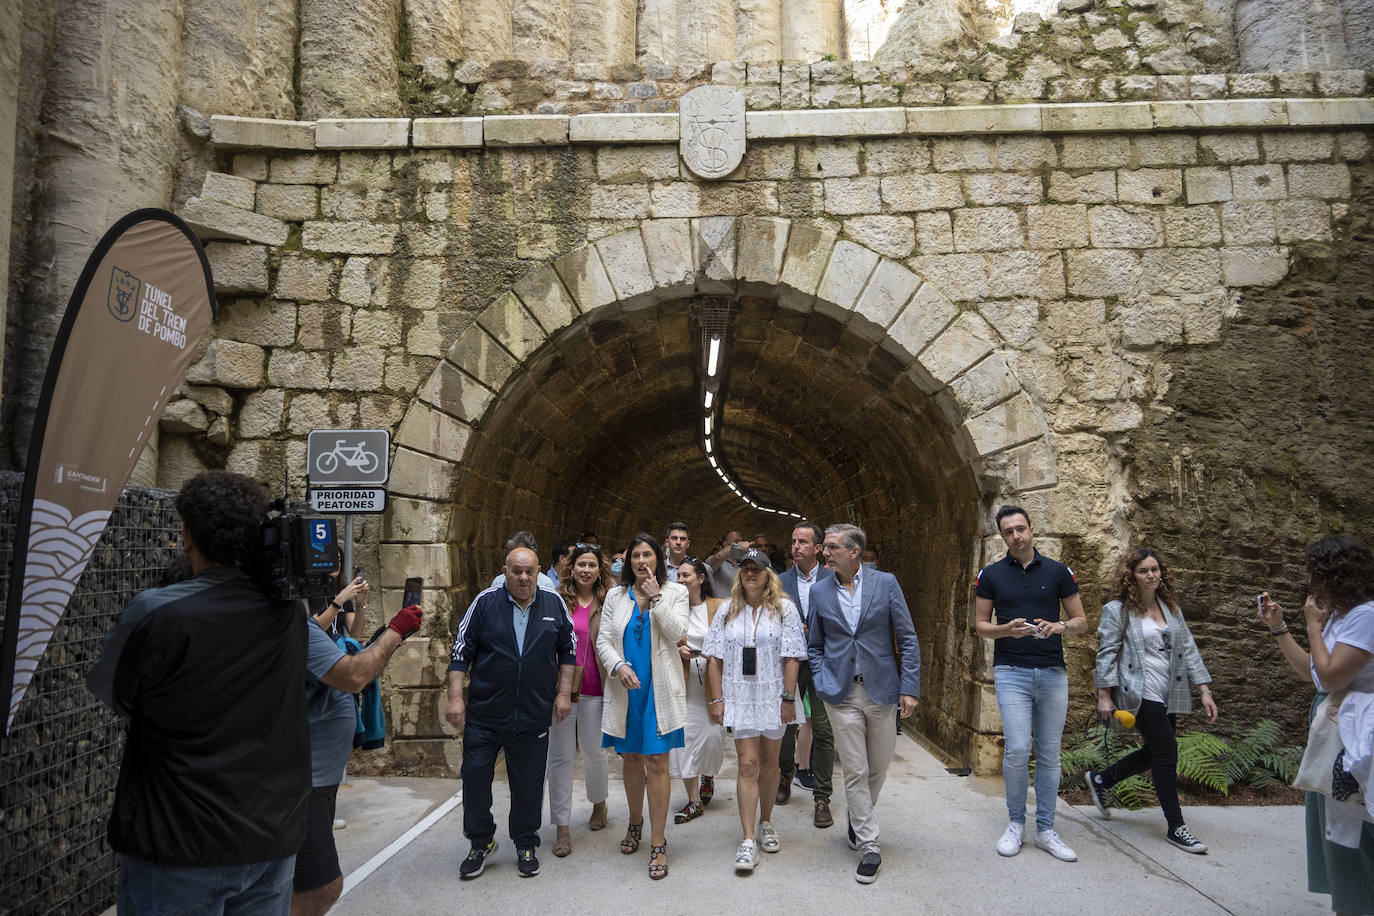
[339,793,462,897]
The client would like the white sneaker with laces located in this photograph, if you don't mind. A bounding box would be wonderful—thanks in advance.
[996,822,1024,857]
[735,839,760,872]
[1034,829,1078,862]
[758,821,780,853]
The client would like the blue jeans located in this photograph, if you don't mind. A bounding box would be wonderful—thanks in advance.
[994,665,1069,832]
[117,854,295,915]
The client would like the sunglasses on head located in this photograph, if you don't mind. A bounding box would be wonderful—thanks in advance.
[575,543,602,552]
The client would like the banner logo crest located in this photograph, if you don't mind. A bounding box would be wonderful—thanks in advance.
[107,267,140,322]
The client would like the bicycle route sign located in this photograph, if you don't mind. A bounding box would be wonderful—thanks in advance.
[307,428,390,486]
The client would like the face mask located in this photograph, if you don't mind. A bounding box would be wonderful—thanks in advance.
[611,559,623,577]
[861,562,877,571]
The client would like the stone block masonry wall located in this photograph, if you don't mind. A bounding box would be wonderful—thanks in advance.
[167,95,1374,770]
[0,475,182,915]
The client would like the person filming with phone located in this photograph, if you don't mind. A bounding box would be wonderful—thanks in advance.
[292,573,423,915]
[1256,536,1374,916]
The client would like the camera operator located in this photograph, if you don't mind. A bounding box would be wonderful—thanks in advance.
[87,471,310,915]
[293,581,423,915]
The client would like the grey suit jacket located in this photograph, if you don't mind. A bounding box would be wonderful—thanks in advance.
[807,569,921,707]
[778,564,835,628]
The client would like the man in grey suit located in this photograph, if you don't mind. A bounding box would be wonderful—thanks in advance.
[776,521,837,827]
[808,523,920,885]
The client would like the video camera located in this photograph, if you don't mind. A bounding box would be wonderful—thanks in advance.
[254,500,338,601]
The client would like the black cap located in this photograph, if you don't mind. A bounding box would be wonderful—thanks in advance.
[738,547,772,571]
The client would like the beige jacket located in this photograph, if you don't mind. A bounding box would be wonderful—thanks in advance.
[597,582,690,740]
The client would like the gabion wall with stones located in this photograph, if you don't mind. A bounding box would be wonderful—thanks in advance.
[0,474,181,916]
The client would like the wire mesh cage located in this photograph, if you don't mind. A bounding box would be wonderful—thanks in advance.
[0,473,182,915]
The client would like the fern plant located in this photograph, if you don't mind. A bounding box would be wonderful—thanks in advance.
[1054,716,1301,809]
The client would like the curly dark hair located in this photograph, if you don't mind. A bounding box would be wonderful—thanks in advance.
[175,470,269,566]
[1306,536,1374,618]
[1112,547,1176,615]
[558,543,611,610]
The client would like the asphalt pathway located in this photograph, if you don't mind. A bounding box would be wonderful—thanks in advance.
[326,733,1323,915]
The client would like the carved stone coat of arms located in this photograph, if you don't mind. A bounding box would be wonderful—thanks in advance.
[679,86,746,180]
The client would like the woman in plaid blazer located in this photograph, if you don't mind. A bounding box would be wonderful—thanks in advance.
[1085,548,1218,854]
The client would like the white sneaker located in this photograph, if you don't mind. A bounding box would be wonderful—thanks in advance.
[1034,829,1078,862]
[735,839,760,872]
[758,821,780,853]
[332,818,346,830]
[996,822,1024,856]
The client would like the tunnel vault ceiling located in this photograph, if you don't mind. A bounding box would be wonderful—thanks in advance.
[451,293,980,577]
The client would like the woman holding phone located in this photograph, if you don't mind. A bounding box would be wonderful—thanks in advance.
[1257,536,1374,916]
[598,534,689,880]
[704,548,806,873]
[314,549,368,640]
[669,558,726,823]
[1086,548,1217,854]
[546,544,612,857]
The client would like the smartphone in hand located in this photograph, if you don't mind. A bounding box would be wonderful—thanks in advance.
[403,576,423,608]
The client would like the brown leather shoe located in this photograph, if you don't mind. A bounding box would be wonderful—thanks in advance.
[776,772,792,805]
[814,799,834,828]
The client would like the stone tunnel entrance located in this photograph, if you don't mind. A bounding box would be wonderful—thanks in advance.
[384,217,1061,770]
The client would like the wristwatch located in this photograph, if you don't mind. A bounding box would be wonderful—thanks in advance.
[780,691,795,702]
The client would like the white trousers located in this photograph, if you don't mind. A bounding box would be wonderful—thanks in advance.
[825,681,897,852]
[546,694,609,826]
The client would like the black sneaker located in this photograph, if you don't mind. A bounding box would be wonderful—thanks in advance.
[1167,824,1208,854]
[847,818,859,850]
[517,847,540,877]
[794,768,815,791]
[1084,770,1112,820]
[856,850,881,884]
[460,838,497,879]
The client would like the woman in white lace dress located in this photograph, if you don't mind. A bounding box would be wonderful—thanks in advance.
[703,548,806,874]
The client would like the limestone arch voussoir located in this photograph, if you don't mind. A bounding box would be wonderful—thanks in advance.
[382,216,1063,589]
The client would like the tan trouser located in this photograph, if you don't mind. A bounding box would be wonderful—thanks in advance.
[825,680,896,852]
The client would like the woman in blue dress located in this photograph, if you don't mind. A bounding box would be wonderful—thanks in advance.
[598,533,689,880]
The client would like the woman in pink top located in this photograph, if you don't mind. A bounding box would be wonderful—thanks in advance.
[547,543,612,856]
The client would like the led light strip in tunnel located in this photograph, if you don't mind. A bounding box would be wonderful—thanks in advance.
[701,330,803,520]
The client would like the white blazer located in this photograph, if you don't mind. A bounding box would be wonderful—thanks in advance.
[596,582,689,740]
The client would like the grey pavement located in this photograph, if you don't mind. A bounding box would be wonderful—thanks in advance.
[326,733,1324,915]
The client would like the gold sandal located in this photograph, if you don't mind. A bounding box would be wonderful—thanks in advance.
[620,822,642,854]
[649,842,668,880]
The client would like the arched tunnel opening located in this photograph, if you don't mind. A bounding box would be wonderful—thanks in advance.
[449,292,986,761]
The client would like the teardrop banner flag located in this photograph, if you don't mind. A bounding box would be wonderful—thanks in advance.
[2,209,217,734]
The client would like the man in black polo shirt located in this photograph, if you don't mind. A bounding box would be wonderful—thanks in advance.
[973,504,1087,864]
[88,471,309,914]
[445,546,575,880]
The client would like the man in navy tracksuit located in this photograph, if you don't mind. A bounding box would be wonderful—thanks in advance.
[446,547,575,880]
